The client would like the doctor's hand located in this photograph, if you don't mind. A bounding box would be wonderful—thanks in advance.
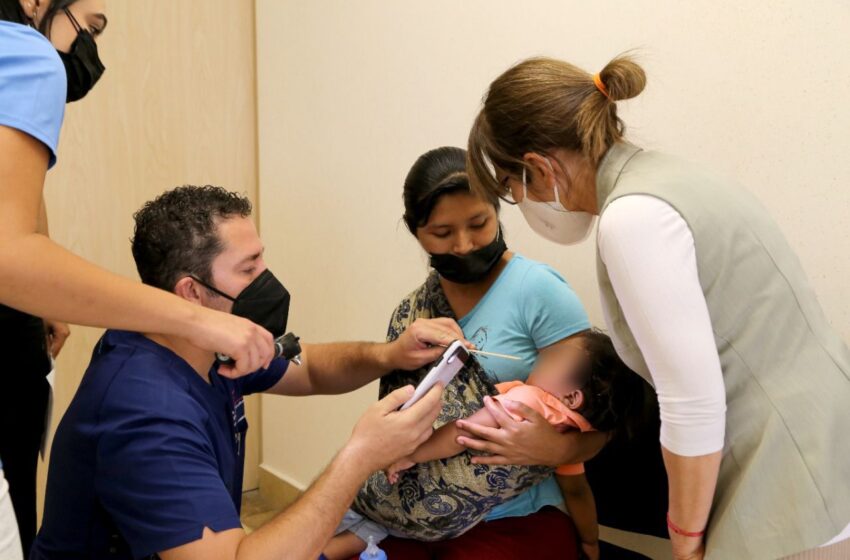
[456,396,606,466]
[384,317,472,371]
[345,384,442,475]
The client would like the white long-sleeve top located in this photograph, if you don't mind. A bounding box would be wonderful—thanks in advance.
[596,192,850,547]
[597,194,727,457]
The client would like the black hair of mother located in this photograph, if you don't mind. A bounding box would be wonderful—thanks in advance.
[402,146,501,234]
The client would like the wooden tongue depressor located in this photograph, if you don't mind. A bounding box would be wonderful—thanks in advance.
[468,348,521,361]
[437,343,521,361]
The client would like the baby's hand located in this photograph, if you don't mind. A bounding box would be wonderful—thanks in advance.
[385,457,416,484]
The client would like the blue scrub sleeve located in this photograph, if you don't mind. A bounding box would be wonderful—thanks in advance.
[95,391,241,557]
[238,357,289,395]
[0,22,66,168]
[520,264,591,349]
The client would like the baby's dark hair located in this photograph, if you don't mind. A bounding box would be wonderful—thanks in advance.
[574,329,648,440]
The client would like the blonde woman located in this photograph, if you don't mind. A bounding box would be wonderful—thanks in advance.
[462,55,850,560]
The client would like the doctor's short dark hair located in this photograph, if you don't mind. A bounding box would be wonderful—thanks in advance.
[131,185,252,292]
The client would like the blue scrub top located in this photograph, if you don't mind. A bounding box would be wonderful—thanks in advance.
[0,18,66,480]
[31,330,288,559]
[0,20,65,168]
[456,254,591,521]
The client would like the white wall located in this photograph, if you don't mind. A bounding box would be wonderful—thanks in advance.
[256,0,850,488]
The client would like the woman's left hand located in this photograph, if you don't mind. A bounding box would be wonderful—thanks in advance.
[456,396,579,466]
[44,319,70,358]
[671,535,705,560]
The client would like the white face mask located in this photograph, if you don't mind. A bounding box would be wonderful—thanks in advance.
[516,163,596,245]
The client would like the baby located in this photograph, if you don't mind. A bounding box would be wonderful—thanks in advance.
[324,329,643,560]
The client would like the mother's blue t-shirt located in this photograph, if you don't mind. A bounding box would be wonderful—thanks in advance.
[456,254,591,521]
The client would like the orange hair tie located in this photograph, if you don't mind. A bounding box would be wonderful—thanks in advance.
[593,73,611,100]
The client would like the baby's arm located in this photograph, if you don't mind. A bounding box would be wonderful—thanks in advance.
[556,473,599,560]
[385,406,499,482]
[409,406,498,463]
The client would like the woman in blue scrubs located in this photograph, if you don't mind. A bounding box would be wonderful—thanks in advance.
[0,1,275,555]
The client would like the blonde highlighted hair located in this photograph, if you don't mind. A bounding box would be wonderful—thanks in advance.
[467,54,646,200]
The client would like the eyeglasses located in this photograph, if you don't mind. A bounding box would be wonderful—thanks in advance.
[497,175,519,205]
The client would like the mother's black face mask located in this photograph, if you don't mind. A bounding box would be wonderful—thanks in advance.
[57,8,105,102]
[429,227,508,284]
[191,269,291,339]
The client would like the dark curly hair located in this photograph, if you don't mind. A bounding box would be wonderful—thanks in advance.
[574,329,648,440]
[131,185,252,292]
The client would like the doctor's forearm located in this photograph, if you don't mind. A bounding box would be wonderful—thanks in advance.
[296,341,390,394]
[236,444,372,560]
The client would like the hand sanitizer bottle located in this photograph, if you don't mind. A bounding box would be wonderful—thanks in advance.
[359,535,387,560]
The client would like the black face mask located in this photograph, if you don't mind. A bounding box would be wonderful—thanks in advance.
[429,228,508,284]
[192,269,291,339]
[57,8,105,102]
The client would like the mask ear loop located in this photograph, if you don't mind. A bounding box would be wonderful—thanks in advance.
[521,167,530,202]
[525,160,567,210]
[544,158,567,209]
[62,7,83,34]
[189,275,237,301]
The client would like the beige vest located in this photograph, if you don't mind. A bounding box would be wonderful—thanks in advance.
[595,142,850,559]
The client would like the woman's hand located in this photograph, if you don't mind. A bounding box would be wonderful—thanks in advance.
[44,319,70,358]
[190,306,276,378]
[671,535,705,560]
[456,396,587,466]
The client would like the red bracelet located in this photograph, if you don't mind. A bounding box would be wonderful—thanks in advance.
[667,513,706,538]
